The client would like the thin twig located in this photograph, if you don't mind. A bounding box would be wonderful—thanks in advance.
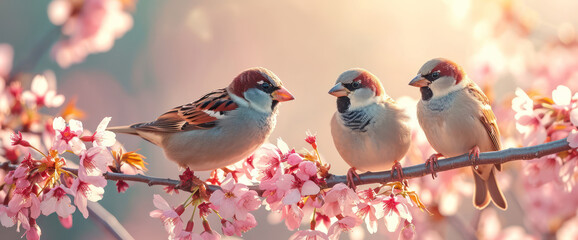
[87,202,135,240]
[0,138,572,194]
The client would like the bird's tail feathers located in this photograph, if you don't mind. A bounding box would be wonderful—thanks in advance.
[486,169,508,210]
[473,169,490,209]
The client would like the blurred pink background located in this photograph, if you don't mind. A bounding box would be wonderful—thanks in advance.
[2,0,578,239]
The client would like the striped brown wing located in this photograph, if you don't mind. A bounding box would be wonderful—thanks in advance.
[134,88,238,132]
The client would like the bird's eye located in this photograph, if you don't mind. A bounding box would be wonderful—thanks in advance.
[431,72,440,80]
[261,82,271,90]
[351,81,361,89]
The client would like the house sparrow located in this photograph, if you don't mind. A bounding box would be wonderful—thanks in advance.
[329,68,411,187]
[108,67,294,171]
[409,58,507,210]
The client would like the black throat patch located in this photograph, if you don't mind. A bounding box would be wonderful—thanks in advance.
[336,97,350,113]
[420,87,433,101]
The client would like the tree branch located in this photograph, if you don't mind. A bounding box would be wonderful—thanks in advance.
[325,138,572,188]
[0,138,572,193]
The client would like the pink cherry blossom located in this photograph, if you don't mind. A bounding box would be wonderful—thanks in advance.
[305,131,318,149]
[0,205,15,227]
[281,204,304,230]
[398,220,416,240]
[512,88,549,146]
[320,183,359,218]
[52,117,86,154]
[512,88,533,116]
[48,0,134,68]
[175,220,195,240]
[559,153,578,192]
[276,163,321,205]
[209,174,260,220]
[232,213,258,236]
[149,194,185,238]
[10,131,31,148]
[70,175,107,218]
[220,219,235,236]
[382,194,412,232]
[235,190,261,221]
[21,74,64,108]
[327,216,362,240]
[80,117,116,147]
[194,220,221,240]
[25,219,41,240]
[116,180,129,193]
[40,186,75,217]
[79,146,113,177]
[356,189,385,234]
[289,229,329,240]
[522,155,561,187]
[59,215,73,229]
[287,153,303,166]
[253,142,284,174]
[8,191,41,219]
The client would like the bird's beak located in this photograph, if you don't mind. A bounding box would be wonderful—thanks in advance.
[271,86,295,102]
[408,75,430,87]
[328,82,349,97]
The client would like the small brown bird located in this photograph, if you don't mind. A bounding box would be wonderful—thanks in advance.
[329,68,411,187]
[409,58,507,210]
[108,67,294,171]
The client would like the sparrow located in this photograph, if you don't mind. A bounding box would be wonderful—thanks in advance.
[329,68,411,187]
[409,58,507,210]
[108,67,295,171]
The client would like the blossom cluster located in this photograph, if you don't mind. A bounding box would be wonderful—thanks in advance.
[0,69,145,240]
[149,135,428,240]
[1,115,120,240]
[47,0,135,68]
[513,85,578,234]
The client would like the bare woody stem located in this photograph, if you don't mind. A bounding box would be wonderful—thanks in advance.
[0,138,573,194]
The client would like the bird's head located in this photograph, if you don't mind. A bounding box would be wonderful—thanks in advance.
[228,67,294,113]
[328,68,385,113]
[409,58,468,101]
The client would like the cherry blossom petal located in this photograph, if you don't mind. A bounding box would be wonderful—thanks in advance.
[568,129,578,149]
[384,209,401,232]
[152,194,172,212]
[286,153,303,166]
[289,230,329,240]
[277,138,290,155]
[301,180,320,196]
[282,189,301,205]
[47,0,72,25]
[53,117,66,131]
[0,206,14,227]
[31,75,48,95]
[327,216,361,240]
[571,108,578,127]
[552,85,572,106]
